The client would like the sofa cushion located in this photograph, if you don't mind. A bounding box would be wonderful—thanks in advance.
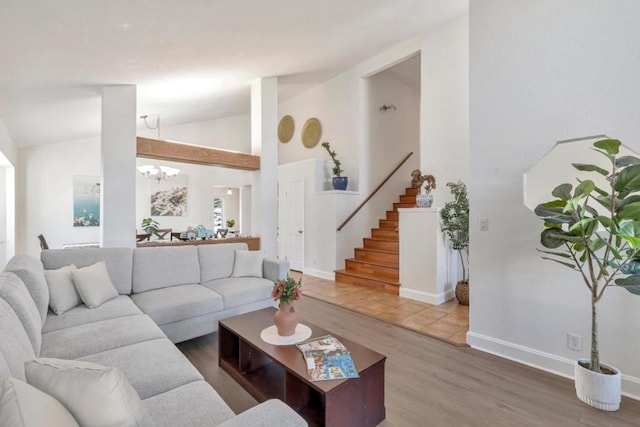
[0,299,36,381]
[202,277,273,309]
[143,380,234,427]
[40,314,165,360]
[232,250,264,278]
[0,352,9,382]
[43,295,142,334]
[133,246,200,293]
[44,265,80,315]
[197,243,248,282]
[4,255,49,327]
[25,358,154,427]
[217,399,308,427]
[0,376,79,427]
[0,273,42,355]
[130,284,223,326]
[78,339,203,399]
[41,248,134,295]
[71,261,118,308]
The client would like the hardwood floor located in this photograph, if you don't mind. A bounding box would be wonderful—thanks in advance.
[297,272,469,345]
[178,297,640,426]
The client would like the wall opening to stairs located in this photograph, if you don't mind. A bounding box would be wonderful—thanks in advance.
[335,54,422,293]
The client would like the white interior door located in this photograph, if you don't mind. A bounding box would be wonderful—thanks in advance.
[284,180,304,271]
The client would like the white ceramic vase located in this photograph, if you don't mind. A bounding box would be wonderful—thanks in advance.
[574,359,621,411]
[416,193,433,208]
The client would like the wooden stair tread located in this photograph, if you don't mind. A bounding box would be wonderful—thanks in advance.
[335,269,400,286]
[346,257,398,269]
[354,247,398,255]
[370,228,398,241]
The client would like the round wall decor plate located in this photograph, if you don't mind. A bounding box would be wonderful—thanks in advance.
[301,118,322,148]
[278,115,294,143]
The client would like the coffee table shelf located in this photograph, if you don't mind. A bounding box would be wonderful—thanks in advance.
[219,308,385,427]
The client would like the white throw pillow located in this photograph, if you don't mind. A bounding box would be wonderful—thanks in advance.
[231,250,264,278]
[71,261,118,309]
[44,265,80,315]
[0,376,79,427]
[25,358,154,427]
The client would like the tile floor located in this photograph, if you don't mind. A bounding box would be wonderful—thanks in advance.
[292,272,469,346]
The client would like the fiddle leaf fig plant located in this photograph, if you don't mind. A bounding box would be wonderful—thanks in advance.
[441,181,469,281]
[534,138,640,374]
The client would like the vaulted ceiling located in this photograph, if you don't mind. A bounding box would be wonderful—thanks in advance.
[0,0,467,147]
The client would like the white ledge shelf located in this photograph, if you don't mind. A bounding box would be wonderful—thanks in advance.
[316,190,360,196]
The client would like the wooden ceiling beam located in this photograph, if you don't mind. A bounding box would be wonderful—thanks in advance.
[136,137,260,171]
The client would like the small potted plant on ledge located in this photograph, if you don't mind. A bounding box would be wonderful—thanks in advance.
[321,141,347,190]
[226,219,236,237]
[440,181,469,305]
[534,138,640,411]
[271,275,303,336]
[141,217,159,235]
[411,169,436,207]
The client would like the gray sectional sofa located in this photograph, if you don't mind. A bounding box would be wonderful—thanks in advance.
[0,242,307,426]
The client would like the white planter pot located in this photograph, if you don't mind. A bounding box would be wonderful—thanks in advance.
[574,359,621,411]
[416,193,433,208]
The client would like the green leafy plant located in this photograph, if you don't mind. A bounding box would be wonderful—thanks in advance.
[321,141,343,177]
[411,169,436,194]
[534,138,640,374]
[271,275,303,304]
[226,219,235,228]
[441,181,469,281]
[141,217,159,234]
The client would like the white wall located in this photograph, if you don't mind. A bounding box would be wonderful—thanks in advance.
[469,0,640,398]
[135,157,246,233]
[360,60,420,235]
[421,14,469,202]
[278,159,359,278]
[0,119,17,267]
[17,137,101,256]
[17,113,253,257]
[278,15,467,275]
[138,114,251,153]
[0,119,17,167]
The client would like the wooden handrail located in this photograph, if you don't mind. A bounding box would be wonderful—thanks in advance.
[337,152,414,231]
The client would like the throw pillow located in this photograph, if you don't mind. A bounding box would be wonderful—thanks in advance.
[71,261,118,309]
[0,376,78,427]
[43,265,80,315]
[231,250,264,278]
[25,358,154,427]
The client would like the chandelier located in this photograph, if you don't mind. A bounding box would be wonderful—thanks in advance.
[137,114,180,182]
[137,165,180,183]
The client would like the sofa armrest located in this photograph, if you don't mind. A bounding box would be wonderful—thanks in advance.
[217,399,307,427]
[263,258,290,282]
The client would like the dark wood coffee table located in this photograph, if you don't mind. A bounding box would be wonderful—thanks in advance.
[218,308,386,427]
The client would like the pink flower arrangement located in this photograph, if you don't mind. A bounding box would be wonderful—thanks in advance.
[271,275,303,304]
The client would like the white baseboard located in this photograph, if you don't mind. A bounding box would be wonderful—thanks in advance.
[467,331,640,400]
[302,268,335,281]
[399,287,454,305]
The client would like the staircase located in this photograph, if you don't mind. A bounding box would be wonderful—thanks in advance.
[335,187,417,294]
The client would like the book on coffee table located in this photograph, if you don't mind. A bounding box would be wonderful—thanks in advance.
[296,335,359,381]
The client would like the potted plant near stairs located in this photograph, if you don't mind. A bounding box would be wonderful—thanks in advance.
[441,181,469,305]
[321,142,347,190]
[534,138,640,411]
[411,169,436,207]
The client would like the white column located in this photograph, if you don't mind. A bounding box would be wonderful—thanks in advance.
[101,86,136,248]
[251,78,278,258]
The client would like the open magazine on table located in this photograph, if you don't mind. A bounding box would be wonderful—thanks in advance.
[296,335,359,381]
